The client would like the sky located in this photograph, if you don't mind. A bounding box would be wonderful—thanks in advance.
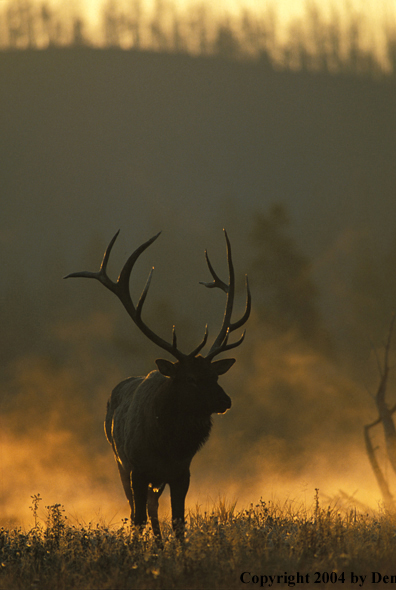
[55,0,396,30]
[75,0,393,18]
[43,0,396,58]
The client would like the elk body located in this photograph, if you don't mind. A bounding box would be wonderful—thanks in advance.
[65,230,250,539]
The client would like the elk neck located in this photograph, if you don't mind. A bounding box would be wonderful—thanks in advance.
[154,374,213,461]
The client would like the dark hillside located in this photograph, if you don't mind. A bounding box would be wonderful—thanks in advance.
[2,48,395,248]
[1,47,396,346]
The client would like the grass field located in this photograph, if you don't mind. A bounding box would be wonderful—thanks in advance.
[1,491,395,589]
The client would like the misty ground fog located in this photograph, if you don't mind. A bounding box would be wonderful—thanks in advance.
[1,41,396,527]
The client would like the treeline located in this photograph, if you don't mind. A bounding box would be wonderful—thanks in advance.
[2,0,396,76]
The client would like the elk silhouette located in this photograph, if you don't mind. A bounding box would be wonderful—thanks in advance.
[65,230,250,539]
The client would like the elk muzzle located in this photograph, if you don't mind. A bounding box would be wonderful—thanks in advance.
[213,389,232,414]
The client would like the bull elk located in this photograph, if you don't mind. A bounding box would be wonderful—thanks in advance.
[65,229,250,539]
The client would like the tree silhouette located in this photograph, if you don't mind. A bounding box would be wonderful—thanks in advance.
[249,204,328,348]
[213,22,240,60]
[364,317,396,508]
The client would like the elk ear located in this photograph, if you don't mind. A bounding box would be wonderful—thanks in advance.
[155,358,177,378]
[211,358,236,375]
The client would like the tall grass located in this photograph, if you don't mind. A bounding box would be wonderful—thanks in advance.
[1,491,395,589]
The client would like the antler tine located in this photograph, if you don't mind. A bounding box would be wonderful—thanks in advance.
[63,230,121,291]
[208,276,250,359]
[65,231,186,362]
[136,267,155,318]
[229,275,251,332]
[101,229,121,275]
[188,324,209,357]
[200,230,251,360]
[206,328,246,361]
[117,232,161,306]
[199,251,229,292]
[203,229,235,353]
[172,325,177,351]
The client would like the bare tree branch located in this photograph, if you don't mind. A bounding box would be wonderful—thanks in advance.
[364,424,394,507]
[364,314,396,505]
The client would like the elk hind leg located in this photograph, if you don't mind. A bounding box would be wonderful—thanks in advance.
[147,484,165,539]
[117,462,134,521]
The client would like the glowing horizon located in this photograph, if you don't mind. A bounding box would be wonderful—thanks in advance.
[17,0,395,67]
[44,0,396,35]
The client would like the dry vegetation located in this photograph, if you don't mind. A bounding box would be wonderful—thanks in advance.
[1,492,396,590]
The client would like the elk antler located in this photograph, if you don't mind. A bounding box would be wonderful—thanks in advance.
[64,231,194,361]
[200,229,251,360]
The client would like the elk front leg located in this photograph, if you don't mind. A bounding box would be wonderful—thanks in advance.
[169,471,190,538]
[131,472,148,529]
[147,483,165,539]
[117,462,134,521]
